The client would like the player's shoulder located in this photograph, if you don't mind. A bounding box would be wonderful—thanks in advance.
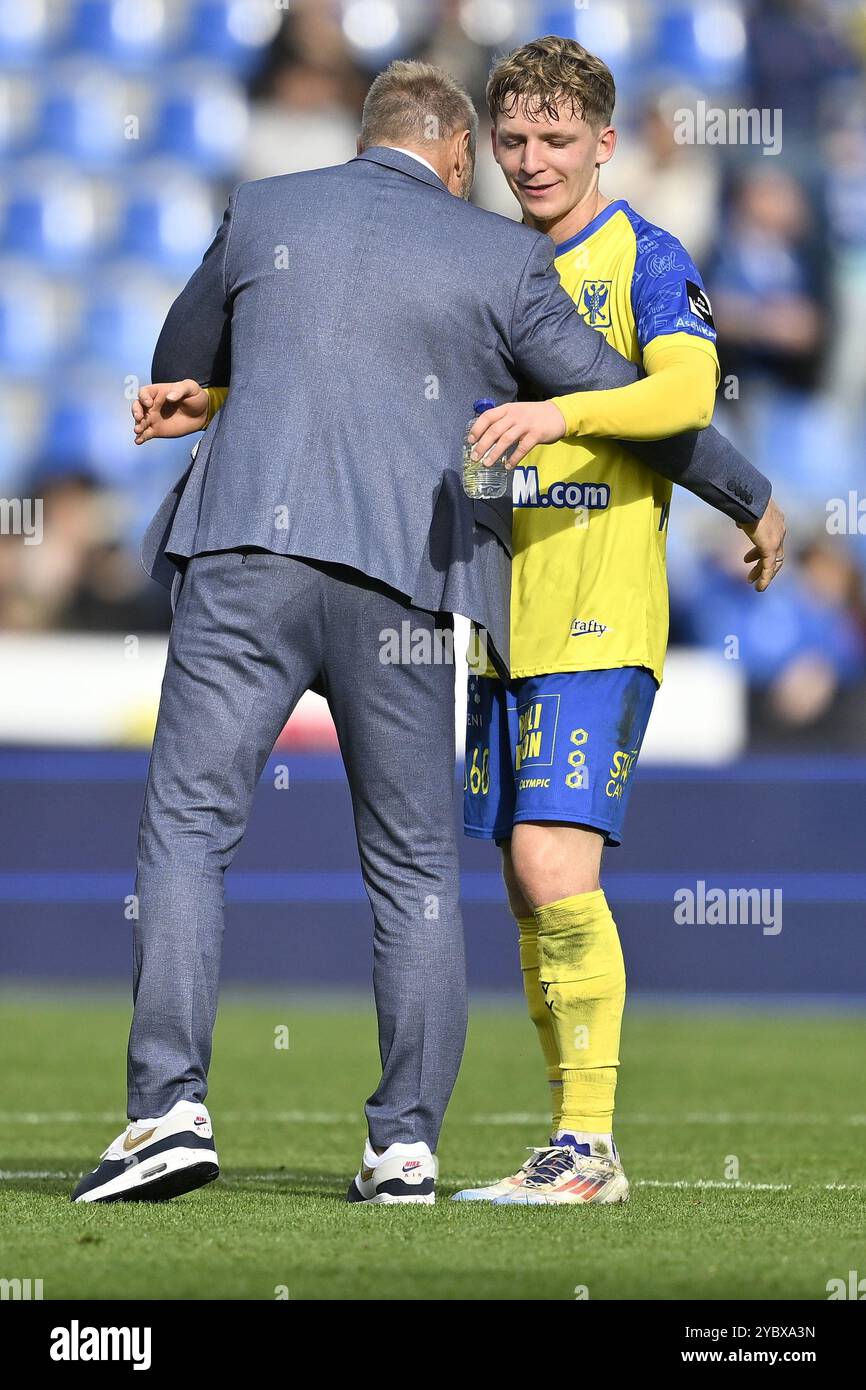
[616,203,700,279]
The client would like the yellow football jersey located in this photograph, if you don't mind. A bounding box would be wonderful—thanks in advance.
[498,199,719,685]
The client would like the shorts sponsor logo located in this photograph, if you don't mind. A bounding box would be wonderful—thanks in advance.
[514,694,560,771]
[606,749,639,800]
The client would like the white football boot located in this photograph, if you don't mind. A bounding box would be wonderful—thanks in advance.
[347,1140,437,1204]
[451,1142,556,1202]
[71,1100,219,1203]
[492,1135,629,1206]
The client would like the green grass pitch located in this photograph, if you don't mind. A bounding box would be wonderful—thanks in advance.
[1,990,864,1300]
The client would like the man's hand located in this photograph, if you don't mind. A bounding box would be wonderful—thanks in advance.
[132,380,209,444]
[739,496,787,591]
[469,401,567,471]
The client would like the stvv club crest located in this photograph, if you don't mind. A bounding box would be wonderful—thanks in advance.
[579,279,612,329]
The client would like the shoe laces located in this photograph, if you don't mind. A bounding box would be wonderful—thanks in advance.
[522,1144,580,1187]
[523,1145,617,1188]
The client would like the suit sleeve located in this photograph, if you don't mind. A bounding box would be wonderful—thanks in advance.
[151,187,239,386]
[509,236,771,525]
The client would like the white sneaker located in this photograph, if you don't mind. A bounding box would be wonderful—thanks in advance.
[347,1140,437,1204]
[71,1100,219,1204]
[492,1140,629,1206]
[451,1143,556,1202]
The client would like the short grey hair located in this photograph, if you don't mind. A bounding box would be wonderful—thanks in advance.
[360,60,478,158]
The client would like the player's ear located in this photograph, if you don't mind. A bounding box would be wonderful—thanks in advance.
[596,125,617,168]
[490,121,501,165]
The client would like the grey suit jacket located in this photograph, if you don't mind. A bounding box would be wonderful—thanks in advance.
[142,146,771,675]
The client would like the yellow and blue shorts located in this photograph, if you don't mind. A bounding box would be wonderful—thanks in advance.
[463,667,657,848]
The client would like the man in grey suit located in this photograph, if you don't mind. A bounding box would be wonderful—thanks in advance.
[73,62,783,1205]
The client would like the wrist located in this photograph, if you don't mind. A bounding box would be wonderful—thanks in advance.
[550,395,580,437]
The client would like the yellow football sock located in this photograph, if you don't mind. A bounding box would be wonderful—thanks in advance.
[535,890,625,1134]
[517,914,563,1133]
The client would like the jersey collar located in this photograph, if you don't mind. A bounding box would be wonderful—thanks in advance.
[554,199,630,257]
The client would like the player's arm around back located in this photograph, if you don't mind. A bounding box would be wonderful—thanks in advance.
[551,334,718,441]
[470,335,719,467]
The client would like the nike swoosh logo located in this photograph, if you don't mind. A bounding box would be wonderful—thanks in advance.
[122,1126,157,1153]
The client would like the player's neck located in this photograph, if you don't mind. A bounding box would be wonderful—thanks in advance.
[526,187,612,249]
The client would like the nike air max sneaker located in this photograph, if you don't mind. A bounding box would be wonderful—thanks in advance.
[71,1100,219,1203]
[347,1140,437,1204]
[451,1142,556,1202]
[492,1136,629,1206]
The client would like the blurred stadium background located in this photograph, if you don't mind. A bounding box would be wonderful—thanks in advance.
[0,0,865,1004]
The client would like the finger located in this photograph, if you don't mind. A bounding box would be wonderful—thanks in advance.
[138,389,154,410]
[753,556,776,591]
[505,435,536,469]
[482,423,524,465]
[472,431,510,462]
[131,400,144,423]
[471,418,513,461]
[468,406,508,444]
[742,546,760,563]
[166,378,199,404]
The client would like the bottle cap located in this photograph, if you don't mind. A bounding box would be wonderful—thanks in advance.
[473,398,495,414]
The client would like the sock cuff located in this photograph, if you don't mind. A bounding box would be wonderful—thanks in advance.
[536,889,610,933]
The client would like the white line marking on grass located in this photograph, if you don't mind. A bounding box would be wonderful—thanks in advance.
[4,1110,866,1128]
[637,1179,791,1191]
[0,1170,76,1179]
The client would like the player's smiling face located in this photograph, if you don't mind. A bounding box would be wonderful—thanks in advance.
[492,98,616,240]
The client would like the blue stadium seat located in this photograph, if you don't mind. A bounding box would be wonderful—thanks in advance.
[186,0,284,74]
[536,1,637,79]
[0,264,69,374]
[37,65,142,170]
[84,263,182,371]
[153,66,248,173]
[0,0,65,69]
[1,167,109,266]
[651,1,747,90]
[39,371,146,485]
[68,0,183,70]
[117,167,218,272]
[0,73,40,159]
[573,0,638,81]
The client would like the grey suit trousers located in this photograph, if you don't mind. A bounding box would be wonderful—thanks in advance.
[128,549,467,1151]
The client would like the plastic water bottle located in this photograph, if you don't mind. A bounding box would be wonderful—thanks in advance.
[462,398,510,500]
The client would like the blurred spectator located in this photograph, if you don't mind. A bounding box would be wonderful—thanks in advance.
[613,88,722,265]
[242,0,367,180]
[824,117,866,408]
[746,0,860,148]
[680,529,866,747]
[709,166,829,393]
[0,471,168,633]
